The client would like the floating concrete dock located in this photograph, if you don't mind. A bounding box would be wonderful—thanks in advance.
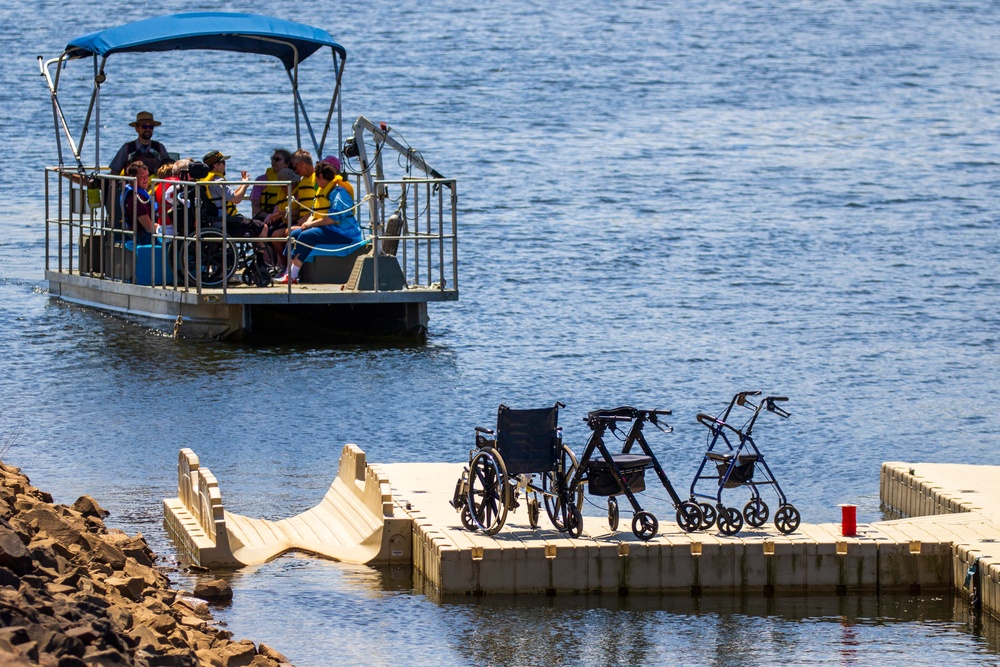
[164,449,1000,617]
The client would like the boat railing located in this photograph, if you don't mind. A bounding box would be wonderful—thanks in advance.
[42,166,458,296]
[363,176,459,292]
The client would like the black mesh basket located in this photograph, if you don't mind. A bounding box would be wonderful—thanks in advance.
[717,460,755,488]
[588,466,647,497]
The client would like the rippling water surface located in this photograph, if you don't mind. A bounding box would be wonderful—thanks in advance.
[1,0,998,664]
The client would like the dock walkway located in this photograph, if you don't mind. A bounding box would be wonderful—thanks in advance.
[164,449,1000,616]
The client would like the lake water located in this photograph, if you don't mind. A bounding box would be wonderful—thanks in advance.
[1,0,999,664]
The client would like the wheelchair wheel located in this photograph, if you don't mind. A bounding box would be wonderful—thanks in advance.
[632,510,659,541]
[183,229,237,287]
[608,496,619,531]
[774,504,801,534]
[527,496,540,529]
[675,501,703,533]
[698,502,717,531]
[243,255,274,287]
[566,506,584,538]
[467,448,509,535]
[717,506,744,536]
[743,499,769,528]
[542,445,583,531]
[460,501,477,531]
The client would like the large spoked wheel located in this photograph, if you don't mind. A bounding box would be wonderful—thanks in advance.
[774,504,801,534]
[698,502,717,531]
[542,446,583,530]
[608,496,620,531]
[467,448,509,535]
[184,230,237,287]
[716,506,744,536]
[632,511,659,541]
[675,501,703,533]
[743,499,770,528]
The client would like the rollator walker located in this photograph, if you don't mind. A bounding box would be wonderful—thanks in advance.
[564,407,704,540]
[688,391,800,536]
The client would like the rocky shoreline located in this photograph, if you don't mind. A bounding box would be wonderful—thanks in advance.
[0,461,292,667]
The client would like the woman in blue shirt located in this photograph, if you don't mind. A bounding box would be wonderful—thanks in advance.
[277,162,363,284]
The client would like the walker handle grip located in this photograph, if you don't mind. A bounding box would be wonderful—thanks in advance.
[696,413,718,427]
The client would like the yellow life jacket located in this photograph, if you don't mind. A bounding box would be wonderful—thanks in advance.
[259,167,290,214]
[291,172,317,220]
[199,173,239,218]
[313,180,336,218]
[332,174,354,199]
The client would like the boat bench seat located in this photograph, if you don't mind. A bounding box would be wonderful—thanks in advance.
[299,243,370,284]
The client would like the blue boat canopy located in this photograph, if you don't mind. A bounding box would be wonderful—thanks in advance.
[64,12,345,70]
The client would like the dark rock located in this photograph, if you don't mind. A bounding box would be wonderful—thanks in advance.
[0,626,31,646]
[37,629,86,658]
[259,643,290,663]
[105,576,145,602]
[57,657,88,667]
[217,639,257,667]
[64,624,101,646]
[13,506,86,550]
[192,579,233,604]
[80,534,127,571]
[0,524,33,575]
[0,565,20,588]
[72,496,109,520]
[81,647,129,665]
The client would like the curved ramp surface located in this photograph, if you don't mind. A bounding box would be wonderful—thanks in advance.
[164,445,410,568]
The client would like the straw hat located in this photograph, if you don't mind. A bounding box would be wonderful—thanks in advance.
[129,111,161,127]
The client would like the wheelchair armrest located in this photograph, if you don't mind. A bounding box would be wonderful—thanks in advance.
[475,426,494,435]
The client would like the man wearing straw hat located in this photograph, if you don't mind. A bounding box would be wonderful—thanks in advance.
[109,111,171,176]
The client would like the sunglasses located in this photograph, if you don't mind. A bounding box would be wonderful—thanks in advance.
[139,124,156,130]
[271,157,285,163]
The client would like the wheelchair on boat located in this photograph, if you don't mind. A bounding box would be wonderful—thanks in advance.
[180,222,279,288]
[451,402,585,537]
[688,391,800,536]
[572,407,705,539]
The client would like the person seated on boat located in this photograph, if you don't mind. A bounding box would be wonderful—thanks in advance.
[277,162,363,285]
[152,162,176,228]
[316,155,354,199]
[158,158,195,238]
[109,111,170,176]
[199,150,266,239]
[250,149,294,219]
[119,161,154,246]
[265,149,317,267]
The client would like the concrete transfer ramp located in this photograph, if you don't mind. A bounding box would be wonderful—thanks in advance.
[163,445,411,568]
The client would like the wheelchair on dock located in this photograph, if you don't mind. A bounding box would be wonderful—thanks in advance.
[566,407,704,540]
[452,403,705,542]
[688,391,800,536]
[451,403,585,537]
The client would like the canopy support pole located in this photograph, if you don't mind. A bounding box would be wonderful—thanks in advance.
[39,55,86,172]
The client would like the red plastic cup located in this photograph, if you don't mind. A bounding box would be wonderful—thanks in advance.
[839,504,857,537]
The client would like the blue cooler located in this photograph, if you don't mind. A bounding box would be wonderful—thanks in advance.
[125,240,175,286]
